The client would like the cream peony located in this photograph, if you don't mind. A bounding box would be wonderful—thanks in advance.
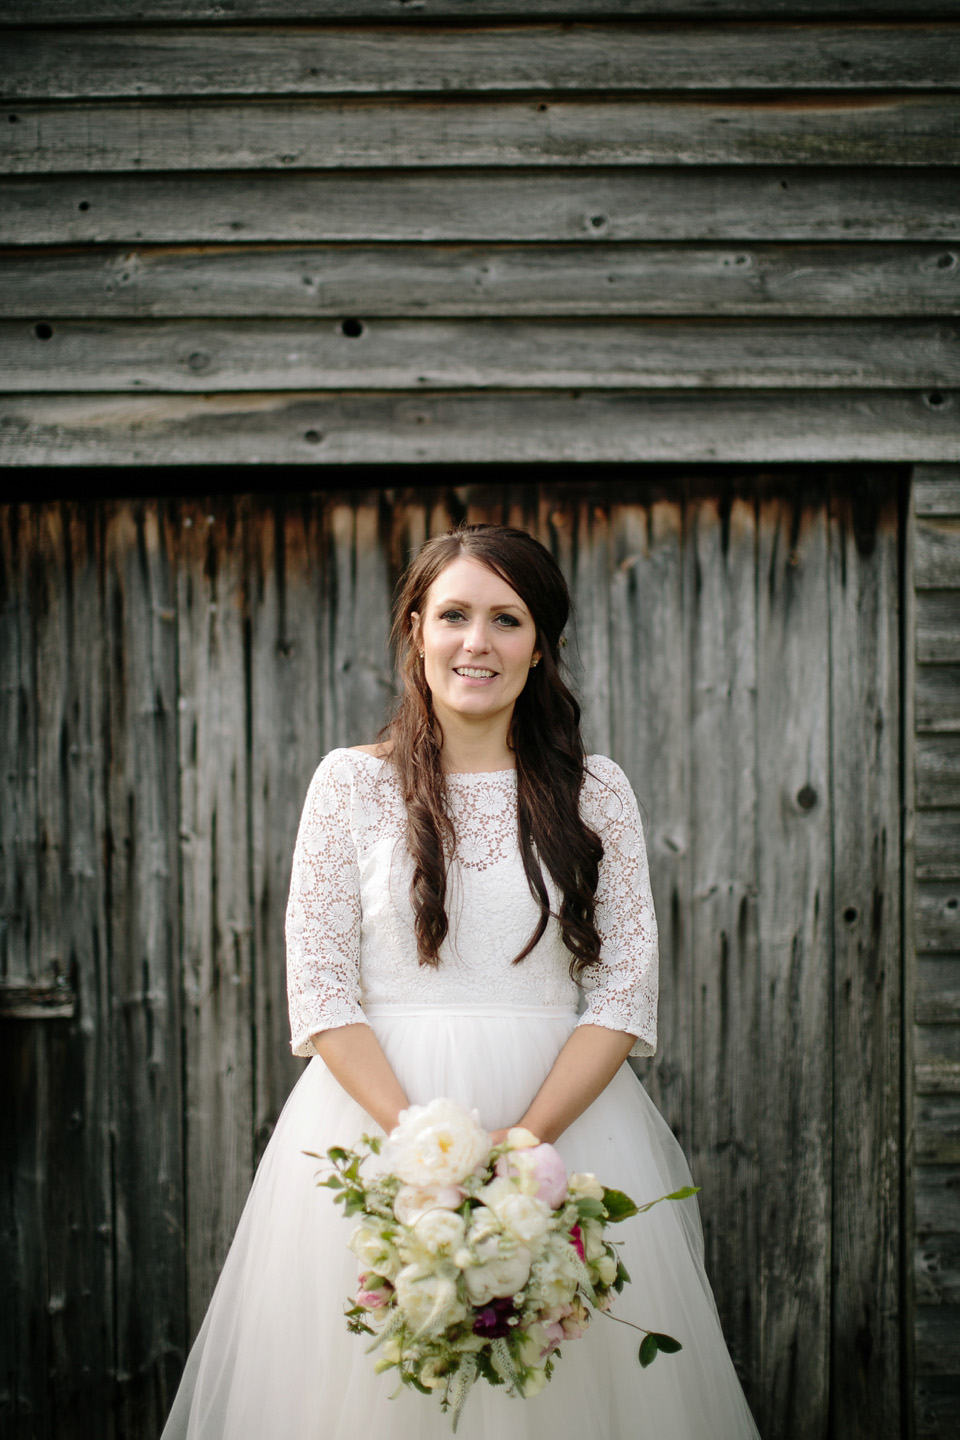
[394,1261,466,1336]
[477,1178,553,1248]
[568,1172,605,1202]
[394,1182,463,1227]
[413,1207,467,1256]
[595,1252,618,1286]
[387,1099,491,1188]
[348,1221,401,1281]
[463,1246,532,1305]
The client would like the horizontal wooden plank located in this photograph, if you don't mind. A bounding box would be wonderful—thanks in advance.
[916,1096,960,1163]
[916,1305,960,1376]
[915,517,960,590]
[918,813,960,880]
[917,1062,960,1095]
[918,592,960,664]
[3,170,958,246]
[916,466,960,515]
[3,318,958,392]
[916,1168,960,1236]
[5,24,958,99]
[917,665,960,733]
[1,241,958,320]
[0,982,77,1019]
[916,1376,960,1440]
[917,880,960,950]
[0,389,957,465]
[918,737,960,810]
[5,1,959,20]
[4,96,956,173]
[917,994,960,1026]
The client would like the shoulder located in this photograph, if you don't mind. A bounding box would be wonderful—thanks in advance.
[302,746,392,809]
[581,755,642,829]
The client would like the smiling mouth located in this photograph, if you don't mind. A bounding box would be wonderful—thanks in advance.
[454,667,497,679]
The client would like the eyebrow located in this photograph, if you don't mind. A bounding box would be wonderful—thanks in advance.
[433,596,527,614]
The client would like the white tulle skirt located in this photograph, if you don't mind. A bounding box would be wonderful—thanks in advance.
[162,1006,760,1439]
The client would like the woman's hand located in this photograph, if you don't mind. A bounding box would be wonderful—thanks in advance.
[511,1024,636,1145]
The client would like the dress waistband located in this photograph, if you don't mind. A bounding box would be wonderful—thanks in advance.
[362,1002,576,1021]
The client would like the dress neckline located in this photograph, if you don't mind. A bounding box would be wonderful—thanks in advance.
[345,747,517,782]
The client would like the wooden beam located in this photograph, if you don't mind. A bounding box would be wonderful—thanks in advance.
[5,24,958,98]
[0,981,76,1018]
[0,390,957,465]
[917,811,960,879]
[4,0,958,21]
[4,169,956,245]
[3,96,956,172]
[3,318,958,392]
[1,242,957,320]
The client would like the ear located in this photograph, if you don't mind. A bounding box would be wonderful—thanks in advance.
[409,611,421,645]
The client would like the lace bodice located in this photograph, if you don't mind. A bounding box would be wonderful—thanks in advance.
[285,750,658,1060]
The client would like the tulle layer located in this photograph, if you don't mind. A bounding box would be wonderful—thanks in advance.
[162,1008,759,1439]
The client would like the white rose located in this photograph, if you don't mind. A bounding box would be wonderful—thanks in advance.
[413,1208,467,1256]
[348,1222,401,1281]
[478,1181,552,1248]
[530,1244,580,1309]
[394,1182,463,1227]
[463,1247,532,1305]
[568,1172,605,1202]
[595,1252,618,1285]
[394,1262,466,1336]
[386,1099,491,1188]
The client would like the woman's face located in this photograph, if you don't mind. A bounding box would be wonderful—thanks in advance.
[411,555,541,731]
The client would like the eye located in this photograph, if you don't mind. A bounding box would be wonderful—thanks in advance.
[439,609,465,622]
[494,614,521,627]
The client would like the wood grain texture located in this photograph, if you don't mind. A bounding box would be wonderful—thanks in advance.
[5,0,959,20]
[4,169,957,245]
[917,881,960,953]
[2,242,958,320]
[0,507,38,986]
[1,391,956,466]
[917,737,960,809]
[916,1169,960,1240]
[917,811,960,880]
[176,499,255,1334]
[917,592,960,665]
[829,480,902,1436]
[916,1097,960,1165]
[102,501,184,1434]
[915,466,960,515]
[915,517,960,590]
[756,490,831,1439]
[685,493,761,1412]
[916,1375,960,1440]
[4,317,958,392]
[4,95,956,173]
[5,24,958,98]
[917,666,960,733]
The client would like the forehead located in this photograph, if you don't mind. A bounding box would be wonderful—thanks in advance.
[425,555,529,612]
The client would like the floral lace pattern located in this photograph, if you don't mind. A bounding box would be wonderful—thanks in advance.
[285,750,658,1060]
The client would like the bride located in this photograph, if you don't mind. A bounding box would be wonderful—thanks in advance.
[162,523,759,1438]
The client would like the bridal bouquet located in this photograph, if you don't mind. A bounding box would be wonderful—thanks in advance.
[312,1098,694,1430]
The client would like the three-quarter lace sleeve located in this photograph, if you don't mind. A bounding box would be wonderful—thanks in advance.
[577,756,659,1058]
[286,751,368,1057]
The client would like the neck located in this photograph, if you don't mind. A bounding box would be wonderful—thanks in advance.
[433,707,516,774]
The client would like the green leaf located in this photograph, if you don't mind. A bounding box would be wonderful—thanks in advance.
[614,1258,631,1293]
[663,1186,700,1202]
[651,1333,682,1354]
[407,1374,432,1395]
[602,1188,639,1222]
[476,1351,505,1388]
[638,1334,659,1368]
[368,1135,383,1155]
[319,1175,344,1189]
[574,1196,607,1221]
[327,1146,350,1164]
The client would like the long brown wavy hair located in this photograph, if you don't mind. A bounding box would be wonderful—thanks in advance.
[383,524,604,979]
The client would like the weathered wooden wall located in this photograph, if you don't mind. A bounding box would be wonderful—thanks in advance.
[0,2,958,463]
[909,463,960,1440]
[1,472,902,1439]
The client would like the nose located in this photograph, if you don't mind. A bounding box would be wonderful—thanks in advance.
[463,618,491,653]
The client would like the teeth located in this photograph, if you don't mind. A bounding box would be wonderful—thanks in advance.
[455,667,496,678]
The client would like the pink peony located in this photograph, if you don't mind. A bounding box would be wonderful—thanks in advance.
[356,1273,393,1309]
[496,1143,568,1208]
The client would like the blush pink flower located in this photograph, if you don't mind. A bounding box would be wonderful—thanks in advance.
[356,1273,393,1309]
[496,1143,568,1208]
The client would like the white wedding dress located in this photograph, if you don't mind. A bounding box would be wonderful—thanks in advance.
[162,749,760,1439]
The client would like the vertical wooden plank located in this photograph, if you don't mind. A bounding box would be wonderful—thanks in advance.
[608,495,690,1145]
[249,494,325,1163]
[176,497,255,1335]
[41,505,114,1438]
[829,477,902,1437]
[686,488,761,1411]
[0,504,49,1440]
[325,496,393,750]
[104,500,184,1436]
[569,499,612,760]
[755,487,833,1439]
